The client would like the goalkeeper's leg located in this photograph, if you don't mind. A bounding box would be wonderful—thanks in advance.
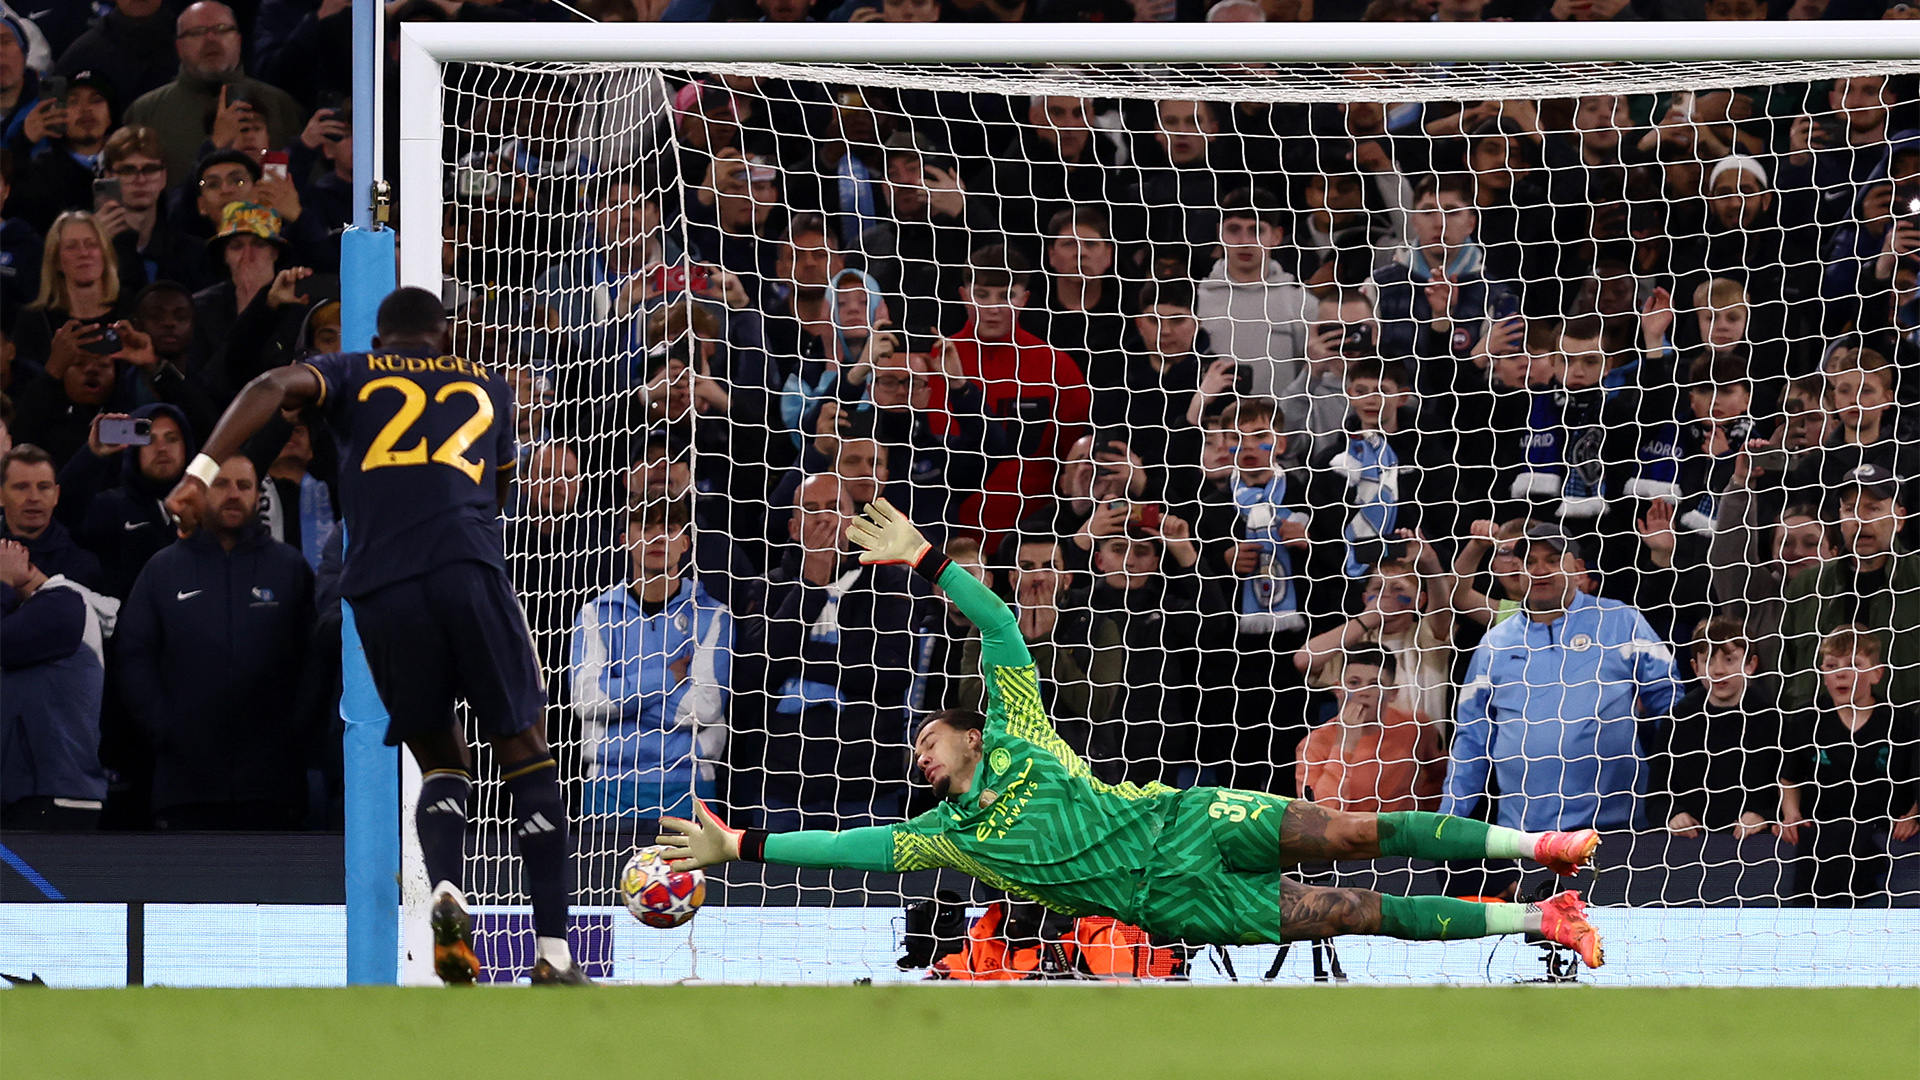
[1279,879,1603,967]
[1277,799,1601,877]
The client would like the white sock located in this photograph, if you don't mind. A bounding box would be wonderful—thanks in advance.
[433,881,467,909]
[536,935,573,971]
[1483,902,1545,935]
[1484,827,1547,860]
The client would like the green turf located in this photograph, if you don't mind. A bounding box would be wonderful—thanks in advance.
[2,985,1914,1080]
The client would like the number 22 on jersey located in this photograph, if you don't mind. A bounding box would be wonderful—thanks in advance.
[358,375,496,483]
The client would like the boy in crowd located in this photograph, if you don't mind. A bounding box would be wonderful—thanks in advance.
[942,244,1091,545]
[1779,625,1919,906]
[1294,646,1444,813]
[1193,187,1316,404]
[1207,397,1313,793]
[1647,614,1780,841]
[1304,357,1430,590]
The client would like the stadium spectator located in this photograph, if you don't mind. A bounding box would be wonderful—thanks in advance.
[861,133,978,339]
[10,211,129,376]
[96,127,199,292]
[115,455,316,829]
[1445,524,1682,832]
[1709,501,1832,671]
[735,472,915,829]
[126,281,223,435]
[1098,278,1210,469]
[192,203,298,358]
[570,495,732,819]
[123,2,305,181]
[1460,117,1554,297]
[1778,624,1919,906]
[1373,174,1512,400]
[57,405,192,600]
[0,156,42,332]
[979,96,1123,265]
[1449,517,1534,631]
[1207,397,1313,792]
[1023,431,1149,575]
[1128,99,1228,252]
[1302,357,1435,593]
[249,409,336,569]
[1087,519,1214,788]
[0,536,109,830]
[957,533,1122,769]
[1806,347,1917,499]
[1775,74,1896,235]
[852,334,997,530]
[908,534,983,710]
[54,0,181,110]
[1296,542,1455,729]
[942,245,1091,545]
[1779,463,1920,712]
[5,69,116,235]
[1647,614,1780,841]
[1294,646,1444,813]
[1193,188,1315,407]
[681,149,783,301]
[0,445,104,590]
[249,0,355,110]
[622,430,761,613]
[1022,206,1126,381]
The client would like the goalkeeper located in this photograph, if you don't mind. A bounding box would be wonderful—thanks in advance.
[659,500,1605,966]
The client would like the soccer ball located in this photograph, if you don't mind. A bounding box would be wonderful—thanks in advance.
[621,845,706,928]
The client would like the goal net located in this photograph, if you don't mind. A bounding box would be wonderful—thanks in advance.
[413,31,1920,984]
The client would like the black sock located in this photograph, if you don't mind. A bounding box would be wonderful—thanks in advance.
[502,756,572,941]
[416,769,471,894]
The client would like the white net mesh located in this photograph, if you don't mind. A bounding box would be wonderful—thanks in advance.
[428,56,1920,984]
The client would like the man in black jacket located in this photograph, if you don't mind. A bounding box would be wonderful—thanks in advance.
[0,445,104,591]
[53,0,180,110]
[55,403,193,599]
[733,473,917,830]
[116,454,315,829]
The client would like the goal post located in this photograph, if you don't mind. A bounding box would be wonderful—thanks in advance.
[382,20,1920,985]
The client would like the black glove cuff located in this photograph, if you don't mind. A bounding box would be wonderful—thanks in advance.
[913,547,951,585]
[739,828,769,863]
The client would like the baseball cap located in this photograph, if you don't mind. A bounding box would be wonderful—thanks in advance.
[1838,462,1901,503]
[1519,523,1588,563]
[66,70,114,102]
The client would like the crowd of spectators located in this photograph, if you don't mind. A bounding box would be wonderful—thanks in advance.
[1,0,1917,909]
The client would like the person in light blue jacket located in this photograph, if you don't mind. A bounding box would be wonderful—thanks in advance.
[570,495,731,819]
[1443,524,1683,833]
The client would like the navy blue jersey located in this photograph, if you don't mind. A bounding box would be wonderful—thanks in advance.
[303,349,517,596]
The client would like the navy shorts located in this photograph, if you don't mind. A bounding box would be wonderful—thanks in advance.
[347,561,547,747]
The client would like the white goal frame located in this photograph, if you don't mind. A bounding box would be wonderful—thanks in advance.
[391,20,1920,985]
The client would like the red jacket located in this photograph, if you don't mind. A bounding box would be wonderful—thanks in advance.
[941,320,1091,538]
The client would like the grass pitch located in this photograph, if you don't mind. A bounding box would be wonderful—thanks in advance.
[2,985,1913,1080]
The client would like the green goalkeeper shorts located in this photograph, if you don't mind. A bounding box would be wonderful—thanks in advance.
[1129,787,1294,947]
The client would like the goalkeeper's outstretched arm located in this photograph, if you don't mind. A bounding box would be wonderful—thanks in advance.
[656,500,982,875]
[655,799,901,872]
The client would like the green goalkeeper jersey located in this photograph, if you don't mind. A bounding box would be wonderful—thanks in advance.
[761,560,1192,924]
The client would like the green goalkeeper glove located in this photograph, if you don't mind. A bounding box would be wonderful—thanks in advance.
[655,799,743,872]
[847,499,931,566]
